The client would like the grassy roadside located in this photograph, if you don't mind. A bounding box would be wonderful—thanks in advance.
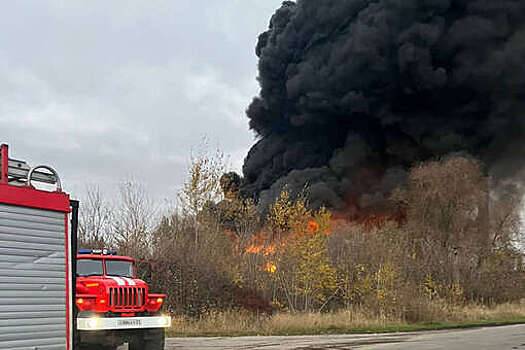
[167,303,525,337]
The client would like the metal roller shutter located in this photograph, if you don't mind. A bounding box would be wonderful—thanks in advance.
[0,203,67,350]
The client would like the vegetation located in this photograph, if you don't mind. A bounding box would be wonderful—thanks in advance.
[168,303,525,337]
[79,151,525,335]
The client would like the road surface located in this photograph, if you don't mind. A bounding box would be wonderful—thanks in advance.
[161,324,525,349]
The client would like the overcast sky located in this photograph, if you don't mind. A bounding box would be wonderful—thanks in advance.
[0,0,282,202]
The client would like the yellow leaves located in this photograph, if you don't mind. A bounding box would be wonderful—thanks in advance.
[423,274,440,300]
[422,275,465,305]
[448,283,465,304]
[268,190,310,235]
[343,264,372,304]
[313,207,333,236]
[374,264,398,309]
[180,149,226,216]
[375,264,397,284]
[284,220,337,305]
[251,190,338,310]
[340,262,402,318]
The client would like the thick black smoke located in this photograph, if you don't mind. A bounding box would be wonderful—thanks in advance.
[241,0,525,212]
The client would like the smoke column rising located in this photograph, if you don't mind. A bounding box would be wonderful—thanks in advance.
[241,0,525,213]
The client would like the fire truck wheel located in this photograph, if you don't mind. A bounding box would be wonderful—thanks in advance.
[128,329,165,350]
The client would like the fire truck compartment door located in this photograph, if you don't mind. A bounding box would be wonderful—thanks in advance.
[0,203,68,350]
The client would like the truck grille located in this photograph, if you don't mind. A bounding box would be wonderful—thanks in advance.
[108,287,146,309]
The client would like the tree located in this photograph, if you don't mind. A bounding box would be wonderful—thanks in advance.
[246,190,337,312]
[179,147,225,216]
[279,210,337,312]
[178,146,226,244]
[79,185,113,248]
[113,181,157,260]
[403,156,489,249]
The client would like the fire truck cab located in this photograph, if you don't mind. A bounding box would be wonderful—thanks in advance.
[76,249,169,350]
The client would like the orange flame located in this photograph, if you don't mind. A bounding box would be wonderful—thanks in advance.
[263,244,276,256]
[244,219,332,256]
[244,231,275,255]
[245,244,263,254]
[307,220,320,234]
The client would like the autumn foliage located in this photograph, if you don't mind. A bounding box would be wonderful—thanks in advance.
[80,154,525,320]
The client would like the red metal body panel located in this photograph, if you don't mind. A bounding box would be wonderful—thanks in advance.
[64,215,71,350]
[64,216,74,350]
[0,184,70,212]
[0,144,8,184]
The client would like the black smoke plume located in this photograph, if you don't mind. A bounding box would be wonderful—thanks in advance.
[241,0,525,213]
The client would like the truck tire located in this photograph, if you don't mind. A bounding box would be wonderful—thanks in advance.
[128,329,165,350]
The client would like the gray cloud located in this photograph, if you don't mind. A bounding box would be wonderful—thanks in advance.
[0,0,282,201]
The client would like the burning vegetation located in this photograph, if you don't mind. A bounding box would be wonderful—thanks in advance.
[79,0,525,328]
[80,152,525,318]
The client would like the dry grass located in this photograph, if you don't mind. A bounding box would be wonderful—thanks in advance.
[168,303,525,337]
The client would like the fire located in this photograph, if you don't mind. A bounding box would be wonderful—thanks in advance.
[331,195,407,231]
[244,231,272,255]
[243,209,404,259]
[244,219,332,275]
[263,244,276,256]
[264,262,277,274]
[244,219,331,257]
[245,241,276,256]
[245,244,263,254]
[239,207,406,284]
[307,220,320,234]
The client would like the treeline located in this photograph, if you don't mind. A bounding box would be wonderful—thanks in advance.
[79,154,525,322]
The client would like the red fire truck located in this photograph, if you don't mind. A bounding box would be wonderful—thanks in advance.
[76,249,170,349]
[0,144,170,350]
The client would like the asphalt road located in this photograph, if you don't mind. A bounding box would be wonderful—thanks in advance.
[162,324,525,349]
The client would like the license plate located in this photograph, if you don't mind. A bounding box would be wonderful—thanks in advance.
[117,319,143,328]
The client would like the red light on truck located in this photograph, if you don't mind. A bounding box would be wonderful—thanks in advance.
[145,294,166,312]
[149,297,163,305]
[85,282,99,288]
[76,296,96,311]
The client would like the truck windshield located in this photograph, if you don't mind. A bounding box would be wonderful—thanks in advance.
[77,259,103,277]
[105,260,134,278]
